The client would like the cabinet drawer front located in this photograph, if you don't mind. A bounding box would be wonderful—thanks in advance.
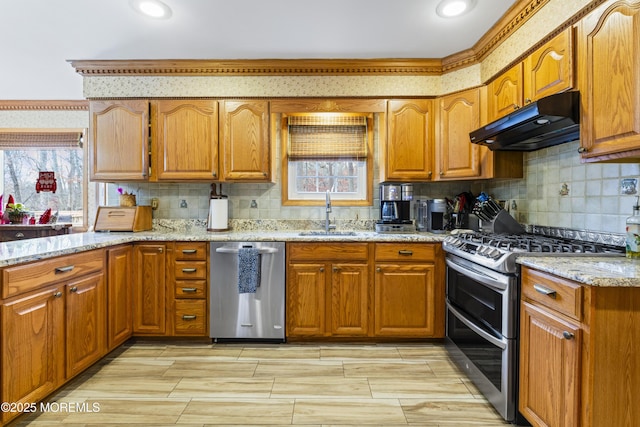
[174,300,207,335]
[288,243,369,261]
[374,243,435,262]
[521,267,583,320]
[2,250,105,299]
[174,242,208,260]
[175,280,207,298]
[174,261,207,280]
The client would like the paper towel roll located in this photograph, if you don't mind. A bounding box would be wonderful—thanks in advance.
[207,198,228,231]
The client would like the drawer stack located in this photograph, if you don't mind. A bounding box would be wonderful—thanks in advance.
[170,242,208,336]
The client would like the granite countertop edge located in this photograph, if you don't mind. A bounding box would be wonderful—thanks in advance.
[517,255,640,287]
[0,229,445,268]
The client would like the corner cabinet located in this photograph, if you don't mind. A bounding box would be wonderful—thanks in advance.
[578,0,640,162]
[519,266,640,427]
[382,99,435,182]
[219,100,272,182]
[436,88,482,180]
[89,100,150,181]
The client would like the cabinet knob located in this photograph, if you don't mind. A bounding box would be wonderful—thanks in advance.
[577,147,587,153]
[69,286,78,293]
[319,267,325,272]
[158,247,163,253]
[562,331,575,340]
[376,267,381,272]
[513,105,521,110]
[428,171,432,177]
[53,291,63,298]
[524,98,532,104]
[212,171,217,177]
[332,266,339,272]
[439,171,443,176]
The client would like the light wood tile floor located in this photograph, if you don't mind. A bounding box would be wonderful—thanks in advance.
[13,341,511,426]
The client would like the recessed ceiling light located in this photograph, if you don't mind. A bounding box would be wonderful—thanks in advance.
[436,0,477,18]
[129,0,172,19]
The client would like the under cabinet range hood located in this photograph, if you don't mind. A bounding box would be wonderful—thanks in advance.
[470,91,580,151]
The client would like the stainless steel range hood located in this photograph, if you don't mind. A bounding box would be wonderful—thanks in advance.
[469,91,580,151]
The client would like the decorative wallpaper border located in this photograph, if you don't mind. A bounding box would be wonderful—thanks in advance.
[0,100,88,111]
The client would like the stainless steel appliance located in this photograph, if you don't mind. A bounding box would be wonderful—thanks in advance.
[426,198,447,233]
[210,241,285,341]
[443,226,624,424]
[376,183,415,233]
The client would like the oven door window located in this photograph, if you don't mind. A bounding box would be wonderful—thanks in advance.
[447,265,504,339]
[447,308,503,391]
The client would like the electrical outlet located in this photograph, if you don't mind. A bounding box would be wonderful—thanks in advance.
[180,199,188,208]
[620,178,638,195]
[151,198,159,210]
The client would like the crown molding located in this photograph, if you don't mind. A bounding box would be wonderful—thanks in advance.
[0,100,88,111]
[68,0,556,77]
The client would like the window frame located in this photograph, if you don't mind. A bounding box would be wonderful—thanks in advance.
[0,128,89,232]
[280,113,374,207]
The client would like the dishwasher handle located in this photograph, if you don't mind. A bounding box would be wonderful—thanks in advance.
[215,246,278,254]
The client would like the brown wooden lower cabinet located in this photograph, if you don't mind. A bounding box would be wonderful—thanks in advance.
[519,266,640,427]
[132,243,167,335]
[107,245,134,351]
[286,242,444,339]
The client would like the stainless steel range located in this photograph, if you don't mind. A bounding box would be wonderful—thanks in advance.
[442,222,624,424]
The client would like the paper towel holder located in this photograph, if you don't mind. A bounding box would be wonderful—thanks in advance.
[207,183,229,232]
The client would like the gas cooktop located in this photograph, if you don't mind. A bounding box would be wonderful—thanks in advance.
[443,231,625,274]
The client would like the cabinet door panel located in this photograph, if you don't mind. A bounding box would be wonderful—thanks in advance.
[133,244,166,334]
[153,100,219,180]
[524,27,574,102]
[107,245,133,350]
[519,301,580,427]
[1,286,64,424]
[374,264,436,337]
[487,64,523,122]
[286,263,326,336]
[220,100,271,181]
[437,88,481,180]
[385,99,434,181]
[579,1,640,160]
[331,263,369,336]
[89,100,149,181]
[66,272,107,378]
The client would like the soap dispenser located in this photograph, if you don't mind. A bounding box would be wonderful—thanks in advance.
[626,196,640,259]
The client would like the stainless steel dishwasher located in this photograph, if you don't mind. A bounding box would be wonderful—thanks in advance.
[209,241,285,341]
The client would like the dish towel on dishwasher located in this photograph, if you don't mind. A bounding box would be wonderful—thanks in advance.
[238,247,261,293]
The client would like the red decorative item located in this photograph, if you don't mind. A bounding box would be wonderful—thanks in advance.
[39,208,52,224]
[6,194,14,210]
[36,171,57,193]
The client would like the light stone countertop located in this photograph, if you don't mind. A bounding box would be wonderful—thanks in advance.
[517,256,640,287]
[0,228,446,268]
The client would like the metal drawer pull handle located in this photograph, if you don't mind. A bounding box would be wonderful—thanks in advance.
[241,323,254,327]
[182,249,197,254]
[562,331,574,340]
[182,315,197,320]
[182,268,197,273]
[181,287,198,293]
[106,211,126,217]
[55,265,74,274]
[533,284,557,298]
[398,250,413,255]
[15,232,24,238]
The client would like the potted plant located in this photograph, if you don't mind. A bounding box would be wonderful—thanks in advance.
[5,202,28,224]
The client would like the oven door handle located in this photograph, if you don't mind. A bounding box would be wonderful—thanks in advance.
[445,257,508,292]
[447,302,508,350]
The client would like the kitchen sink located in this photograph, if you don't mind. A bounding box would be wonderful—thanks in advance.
[298,230,358,236]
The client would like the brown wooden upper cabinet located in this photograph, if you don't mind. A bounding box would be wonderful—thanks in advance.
[436,88,481,180]
[219,100,272,181]
[152,100,219,181]
[382,99,435,182]
[487,27,574,123]
[578,0,640,162]
[89,100,150,181]
[88,99,272,182]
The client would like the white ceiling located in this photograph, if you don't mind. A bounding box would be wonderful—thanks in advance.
[0,0,517,100]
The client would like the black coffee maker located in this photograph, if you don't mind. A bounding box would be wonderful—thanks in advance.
[376,184,415,233]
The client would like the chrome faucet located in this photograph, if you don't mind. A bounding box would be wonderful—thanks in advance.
[325,190,336,233]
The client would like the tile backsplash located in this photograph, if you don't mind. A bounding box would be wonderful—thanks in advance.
[108,139,637,236]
